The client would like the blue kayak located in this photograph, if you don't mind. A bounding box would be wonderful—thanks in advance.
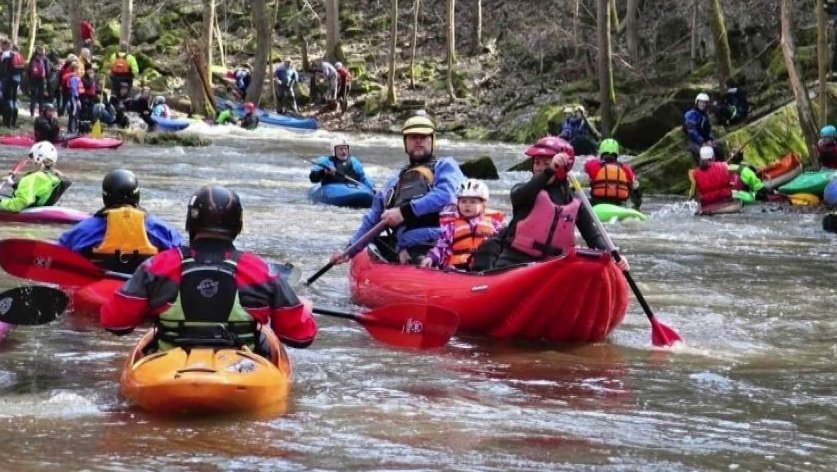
[824,176,837,206]
[152,116,190,131]
[308,183,375,208]
[230,105,318,130]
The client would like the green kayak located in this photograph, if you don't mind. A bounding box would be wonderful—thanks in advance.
[778,170,837,196]
[732,190,756,204]
[593,203,647,223]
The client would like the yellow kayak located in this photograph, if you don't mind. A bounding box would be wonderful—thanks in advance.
[120,326,292,415]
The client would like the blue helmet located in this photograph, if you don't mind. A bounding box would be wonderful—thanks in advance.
[821,125,837,139]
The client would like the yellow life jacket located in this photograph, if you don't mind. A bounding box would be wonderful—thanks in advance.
[92,207,159,257]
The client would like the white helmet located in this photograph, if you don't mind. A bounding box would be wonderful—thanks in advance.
[457,179,490,201]
[695,93,710,104]
[335,62,343,69]
[699,146,715,161]
[331,138,350,154]
[29,141,58,164]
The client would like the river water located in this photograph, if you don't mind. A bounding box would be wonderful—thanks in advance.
[0,124,835,471]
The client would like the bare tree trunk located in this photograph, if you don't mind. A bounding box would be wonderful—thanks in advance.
[291,0,309,71]
[817,0,829,126]
[625,0,639,61]
[25,0,37,60]
[68,0,83,53]
[385,0,398,105]
[121,0,133,46]
[690,0,698,70]
[472,0,482,53]
[410,0,420,89]
[597,0,614,136]
[446,0,457,64]
[10,0,24,46]
[780,0,818,163]
[214,9,226,70]
[707,0,732,92]
[203,0,215,88]
[246,0,270,105]
[186,43,213,117]
[325,0,341,62]
[608,0,618,35]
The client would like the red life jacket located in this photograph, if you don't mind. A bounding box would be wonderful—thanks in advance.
[442,210,504,267]
[11,51,25,70]
[693,162,733,206]
[63,72,84,94]
[82,76,98,96]
[510,191,579,258]
[591,162,631,201]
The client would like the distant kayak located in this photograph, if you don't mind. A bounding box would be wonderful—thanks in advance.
[592,203,647,222]
[230,104,318,130]
[778,170,837,196]
[308,182,375,208]
[0,135,123,149]
[823,176,837,206]
[152,116,190,132]
[0,206,89,224]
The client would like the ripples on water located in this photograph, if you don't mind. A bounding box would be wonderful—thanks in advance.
[1,130,835,470]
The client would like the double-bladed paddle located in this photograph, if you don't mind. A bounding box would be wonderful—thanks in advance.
[0,158,28,195]
[301,156,374,190]
[313,303,458,349]
[305,220,387,286]
[0,285,70,325]
[570,174,682,347]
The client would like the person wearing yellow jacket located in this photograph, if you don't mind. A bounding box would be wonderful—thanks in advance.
[107,42,140,101]
[0,142,71,212]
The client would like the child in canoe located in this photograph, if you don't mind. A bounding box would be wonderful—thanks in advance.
[420,179,504,271]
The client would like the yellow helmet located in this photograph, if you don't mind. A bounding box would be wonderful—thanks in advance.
[401,114,436,152]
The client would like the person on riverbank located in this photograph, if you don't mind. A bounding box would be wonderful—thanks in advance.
[80,66,100,122]
[230,65,251,100]
[684,93,722,163]
[691,146,735,209]
[335,62,352,112]
[0,142,71,212]
[58,169,183,273]
[309,138,374,188]
[583,138,642,209]
[80,19,95,53]
[27,45,50,117]
[65,62,83,134]
[108,43,139,101]
[33,103,61,142]
[311,59,338,105]
[333,113,465,264]
[0,40,25,128]
[419,179,505,271]
[240,102,259,130]
[715,77,749,127]
[486,136,630,271]
[817,125,837,169]
[274,58,299,114]
[100,185,317,354]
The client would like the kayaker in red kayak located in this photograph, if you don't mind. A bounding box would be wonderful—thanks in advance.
[488,136,629,271]
[100,186,317,353]
[419,178,504,270]
[0,141,71,213]
[58,169,183,273]
[334,113,466,264]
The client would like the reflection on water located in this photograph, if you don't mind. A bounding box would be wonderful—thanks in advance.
[1,134,836,470]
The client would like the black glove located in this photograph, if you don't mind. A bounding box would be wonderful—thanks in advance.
[630,188,643,211]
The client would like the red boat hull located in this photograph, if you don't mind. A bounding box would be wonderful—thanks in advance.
[70,278,125,315]
[349,249,629,343]
[0,206,89,224]
[0,135,122,149]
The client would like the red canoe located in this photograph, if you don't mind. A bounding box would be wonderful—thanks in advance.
[0,135,122,149]
[349,249,629,343]
[0,206,89,224]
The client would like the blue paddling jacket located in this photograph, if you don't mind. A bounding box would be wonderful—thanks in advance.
[309,155,375,189]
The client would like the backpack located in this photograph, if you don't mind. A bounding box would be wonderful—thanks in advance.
[11,51,25,70]
[30,57,46,78]
[111,56,131,75]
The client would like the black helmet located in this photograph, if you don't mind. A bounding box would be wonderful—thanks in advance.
[185,186,243,239]
[102,169,140,208]
[43,103,56,112]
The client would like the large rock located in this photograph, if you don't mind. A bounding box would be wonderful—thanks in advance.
[614,87,704,152]
[459,156,499,180]
[134,18,161,44]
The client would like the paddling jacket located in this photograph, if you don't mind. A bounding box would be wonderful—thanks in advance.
[0,169,68,212]
[584,159,637,203]
[100,239,317,349]
[151,104,170,118]
[34,115,61,142]
[309,155,374,188]
[426,209,505,269]
[817,139,837,169]
[240,112,259,130]
[683,107,713,147]
[495,168,607,267]
[728,164,764,193]
[693,162,733,206]
[0,50,23,82]
[108,52,138,78]
[233,68,251,92]
[58,206,183,259]
[275,64,298,87]
[351,157,464,253]
[559,117,597,142]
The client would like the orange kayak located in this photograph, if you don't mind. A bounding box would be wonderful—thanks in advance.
[758,153,803,190]
[120,326,292,415]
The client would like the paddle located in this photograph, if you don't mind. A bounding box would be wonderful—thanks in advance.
[305,220,387,286]
[0,158,28,194]
[569,174,682,347]
[0,285,70,325]
[301,156,373,190]
[91,119,103,138]
[313,303,458,349]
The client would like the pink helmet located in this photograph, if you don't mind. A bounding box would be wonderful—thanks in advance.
[244,102,256,113]
[524,137,576,168]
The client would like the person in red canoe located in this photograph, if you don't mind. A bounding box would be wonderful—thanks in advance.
[100,186,317,354]
[487,137,630,270]
[58,169,183,273]
[419,179,504,271]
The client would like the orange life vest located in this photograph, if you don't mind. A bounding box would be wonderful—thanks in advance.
[591,162,631,200]
[92,207,159,258]
[443,210,504,267]
[510,191,579,258]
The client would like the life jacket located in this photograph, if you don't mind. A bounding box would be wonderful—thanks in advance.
[693,162,733,206]
[11,51,25,70]
[443,210,504,268]
[819,141,837,169]
[322,156,360,185]
[510,191,579,258]
[111,54,131,76]
[29,57,46,78]
[92,207,159,261]
[155,248,258,352]
[385,163,439,230]
[591,162,631,201]
[81,75,98,96]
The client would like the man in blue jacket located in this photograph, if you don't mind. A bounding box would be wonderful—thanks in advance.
[309,138,375,189]
[684,93,721,163]
[335,113,465,264]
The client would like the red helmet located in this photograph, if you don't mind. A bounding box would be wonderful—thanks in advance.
[524,137,576,167]
[244,102,256,113]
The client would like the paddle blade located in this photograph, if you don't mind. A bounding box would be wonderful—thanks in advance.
[650,318,682,347]
[0,239,105,287]
[359,304,459,349]
[91,120,103,138]
[0,286,69,325]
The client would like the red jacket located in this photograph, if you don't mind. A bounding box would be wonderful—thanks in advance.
[100,243,317,348]
[81,20,95,41]
[337,67,352,86]
[693,162,733,206]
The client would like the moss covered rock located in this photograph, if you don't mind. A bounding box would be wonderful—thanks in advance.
[513,104,565,144]
[99,20,121,47]
[769,45,816,81]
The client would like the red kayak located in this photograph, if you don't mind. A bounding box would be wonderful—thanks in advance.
[0,206,89,224]
[349,249,629,343]
[0,135,122,149]
[71,278,125,315]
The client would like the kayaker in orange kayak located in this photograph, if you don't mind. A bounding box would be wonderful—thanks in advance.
[487,136,629,271]
[100,186,317,354]
[57,169,183,273]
